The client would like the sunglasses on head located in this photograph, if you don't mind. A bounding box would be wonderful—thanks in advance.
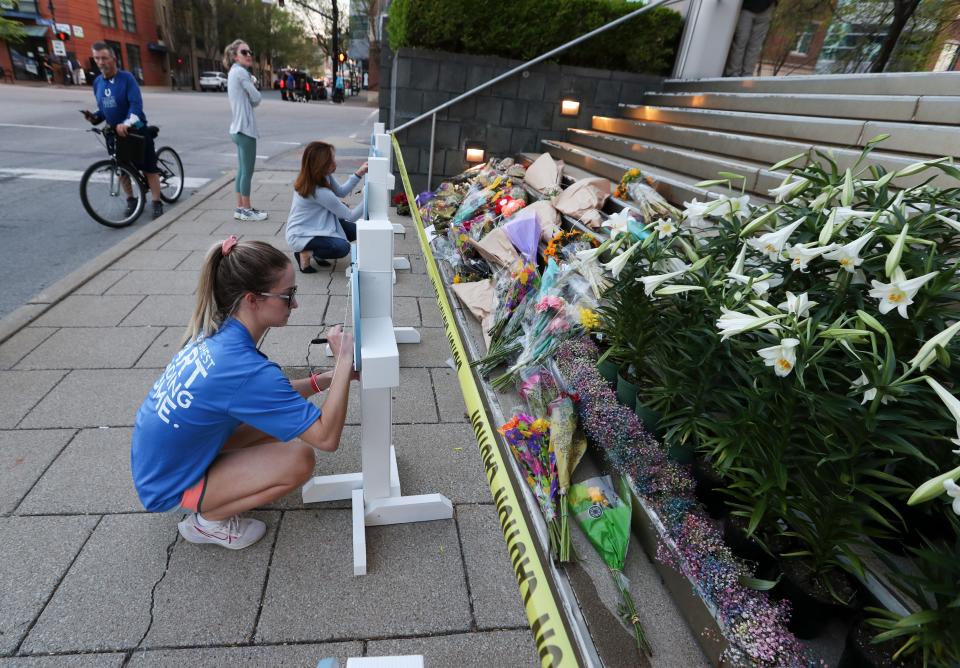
[240,49,253,56]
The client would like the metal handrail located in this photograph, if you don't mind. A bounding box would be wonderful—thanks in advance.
[388,0,682,188]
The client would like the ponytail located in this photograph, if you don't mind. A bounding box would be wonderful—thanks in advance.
[181,238,290,346]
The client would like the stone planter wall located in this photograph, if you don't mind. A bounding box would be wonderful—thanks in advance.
[379,46,664,191]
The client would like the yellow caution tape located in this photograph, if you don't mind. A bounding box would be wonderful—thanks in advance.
[392,135,579,668]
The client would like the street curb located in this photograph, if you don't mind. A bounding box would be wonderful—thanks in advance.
[0,172,236,346]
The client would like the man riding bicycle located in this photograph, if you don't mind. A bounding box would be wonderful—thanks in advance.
[82,42,164,220]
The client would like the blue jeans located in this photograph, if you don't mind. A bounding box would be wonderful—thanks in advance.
[303,220,356,259]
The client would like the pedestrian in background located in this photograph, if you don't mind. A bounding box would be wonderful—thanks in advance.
[285,141,367,273]
[225,39,268,222]
[724,0,777,77]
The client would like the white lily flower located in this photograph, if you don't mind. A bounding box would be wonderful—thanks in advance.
[822,231,875,273]
[727,272,772,296]
[778,291,817,318]
[868,269,939,318]
[830,207,875,226]
[638,264,690,297]
[730,243,748,276]
[787,242,835,272]
[757,338,800,377]
[747,218,804,262]
[910,320,960,372]
[602,240,640,279]
[653,218,677,237]
[576,245,605,263]
[716,308,784,340]
[682,198,712,227]
[925,376,960,447]
[601,209,633,239]
[719,195,751,220]
[942,479,960,515]
[768,177,809,203]
[851,373,893,405]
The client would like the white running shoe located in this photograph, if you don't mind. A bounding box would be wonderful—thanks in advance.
[233,207,245,220]
[236,208,268,222]
[178,513,266,550]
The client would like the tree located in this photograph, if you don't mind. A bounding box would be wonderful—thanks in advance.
[870,0,923,71]
[0,16,27,44]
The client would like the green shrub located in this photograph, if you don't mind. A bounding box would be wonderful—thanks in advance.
[387,0,683,76]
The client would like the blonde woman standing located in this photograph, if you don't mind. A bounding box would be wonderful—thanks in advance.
[225,39,267,222]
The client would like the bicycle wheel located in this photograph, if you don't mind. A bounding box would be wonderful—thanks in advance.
[80,160,145,228]
[156,146,184,203]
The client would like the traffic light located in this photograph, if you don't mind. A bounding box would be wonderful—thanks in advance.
[337,52,345,63]
[55,30,70,41]
[176,57,184,65]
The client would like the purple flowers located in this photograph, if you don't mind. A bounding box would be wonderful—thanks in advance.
[555,338,818,667]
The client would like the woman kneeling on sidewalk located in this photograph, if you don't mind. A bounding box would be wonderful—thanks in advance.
[285,141,368,273]
[130,236,356,549]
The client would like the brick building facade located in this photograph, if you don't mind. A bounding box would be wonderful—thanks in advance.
[1,0,169,86]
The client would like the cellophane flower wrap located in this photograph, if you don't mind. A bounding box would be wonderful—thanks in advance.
[473,261,540,376]
[498,412,561,556]
[568,475,652,656]
[491,268,596,391]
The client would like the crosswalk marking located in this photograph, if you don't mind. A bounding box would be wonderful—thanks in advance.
[0,167,210,188]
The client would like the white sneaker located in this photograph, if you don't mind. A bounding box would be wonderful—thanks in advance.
[178,513,266,550]
[233,207,245,220]
[236,208,268,222]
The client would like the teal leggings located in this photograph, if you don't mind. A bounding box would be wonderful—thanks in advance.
[231,132,256,197]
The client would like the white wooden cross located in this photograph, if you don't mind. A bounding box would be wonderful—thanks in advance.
[302,129,451,576]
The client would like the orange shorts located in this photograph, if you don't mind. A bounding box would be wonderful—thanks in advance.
[179,474,208,513]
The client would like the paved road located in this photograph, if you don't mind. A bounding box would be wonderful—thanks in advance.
[0,85,380,318]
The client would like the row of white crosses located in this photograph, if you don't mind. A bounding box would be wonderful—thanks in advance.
[302,123,453,577]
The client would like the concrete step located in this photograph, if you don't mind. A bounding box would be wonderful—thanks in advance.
[622,104,865,147]
[569,127,784,194]
[620,105,960,158]
[640,92,923,123]
[541,139,717,206]
[589,116,954,188]
[663,72,960,97]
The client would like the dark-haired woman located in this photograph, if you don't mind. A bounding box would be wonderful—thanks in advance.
[130,236,355,549]
[285,141,368,273]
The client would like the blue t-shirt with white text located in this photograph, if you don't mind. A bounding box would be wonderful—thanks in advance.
[130,318,320,512]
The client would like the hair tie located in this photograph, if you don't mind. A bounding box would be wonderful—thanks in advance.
[221,235,239,256]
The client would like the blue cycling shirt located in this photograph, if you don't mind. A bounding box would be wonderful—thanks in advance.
[130,318,321,512]
[93,70,147,127]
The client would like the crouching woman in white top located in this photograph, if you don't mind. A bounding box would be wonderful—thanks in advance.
[285,140,368,273]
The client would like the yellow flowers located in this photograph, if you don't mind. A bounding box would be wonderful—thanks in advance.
[579,307,600,330]
[453,275,462,284]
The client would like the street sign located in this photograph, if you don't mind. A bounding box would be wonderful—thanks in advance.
[52,40,66,57]
[73,25,84,38]
[55,23,71,34]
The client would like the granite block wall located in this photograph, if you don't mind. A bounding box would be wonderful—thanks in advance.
[380,47,664,192]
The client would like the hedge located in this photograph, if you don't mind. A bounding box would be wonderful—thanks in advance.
[387,0,683,76]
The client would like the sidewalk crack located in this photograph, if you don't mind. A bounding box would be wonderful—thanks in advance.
[133,527,179,652]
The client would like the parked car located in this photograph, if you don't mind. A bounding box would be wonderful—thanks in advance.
[198,71,227,92]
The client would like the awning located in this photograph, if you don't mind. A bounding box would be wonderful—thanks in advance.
[147,41,168,53]
[20,24,50,37]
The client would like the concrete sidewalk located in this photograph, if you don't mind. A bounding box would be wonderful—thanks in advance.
[0,171,540,666]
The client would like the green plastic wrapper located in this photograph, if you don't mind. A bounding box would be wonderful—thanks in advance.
[568,475,652,656]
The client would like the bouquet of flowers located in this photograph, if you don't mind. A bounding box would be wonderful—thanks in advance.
[568,475,652,657]
[392,191,410,216]
[499,412,561,557]
[420,181,466,230]
[491,270,596,391]
[613,168,679,222]
[473,262,540,376]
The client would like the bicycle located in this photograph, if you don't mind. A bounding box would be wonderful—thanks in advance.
[79,125,184,228]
